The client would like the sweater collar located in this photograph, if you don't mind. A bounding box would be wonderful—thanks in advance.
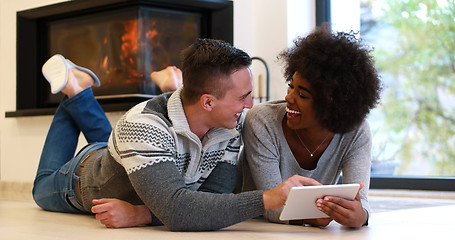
[167,86,240,143]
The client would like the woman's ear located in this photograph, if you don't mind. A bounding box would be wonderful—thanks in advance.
[200,93,215,111]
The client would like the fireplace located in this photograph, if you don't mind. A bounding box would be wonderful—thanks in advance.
[7,0,233,117]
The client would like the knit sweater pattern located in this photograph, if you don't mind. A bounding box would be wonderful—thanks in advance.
[81,87,264,231]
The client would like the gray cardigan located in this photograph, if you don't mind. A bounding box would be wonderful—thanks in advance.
[241,101,372,223]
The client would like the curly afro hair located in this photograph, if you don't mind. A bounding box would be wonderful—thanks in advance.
[278,26,382,133]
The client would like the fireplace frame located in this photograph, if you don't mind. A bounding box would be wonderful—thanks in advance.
[7,0,233,117]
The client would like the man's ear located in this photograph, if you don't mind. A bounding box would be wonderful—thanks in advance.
[200,94,215,111]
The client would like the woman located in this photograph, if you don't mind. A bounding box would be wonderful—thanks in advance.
[242,26,382,228]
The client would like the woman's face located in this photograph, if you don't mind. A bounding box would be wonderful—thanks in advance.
[284,72,320,130]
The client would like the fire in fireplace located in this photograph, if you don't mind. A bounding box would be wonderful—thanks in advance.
[47,6,200,103]
[9,0,233,117]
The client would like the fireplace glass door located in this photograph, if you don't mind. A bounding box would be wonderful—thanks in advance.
[47,6,200,104]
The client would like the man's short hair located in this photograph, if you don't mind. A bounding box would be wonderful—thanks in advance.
[181,39,252,104]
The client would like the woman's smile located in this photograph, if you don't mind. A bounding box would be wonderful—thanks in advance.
[286,107,301,120]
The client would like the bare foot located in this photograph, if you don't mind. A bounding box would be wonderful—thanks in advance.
[61,68,96,97]
[150,66,183,92]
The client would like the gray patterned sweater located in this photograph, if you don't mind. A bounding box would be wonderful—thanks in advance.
[80,87,264,231]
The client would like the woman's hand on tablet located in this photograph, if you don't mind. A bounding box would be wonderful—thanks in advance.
[304,218,333,227]
[315,183,368,228]
[263,175,321,210]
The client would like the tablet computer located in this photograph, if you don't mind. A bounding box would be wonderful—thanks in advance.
[279,183,360,221]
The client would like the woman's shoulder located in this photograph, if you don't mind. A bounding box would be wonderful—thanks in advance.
[354,120,371,136]
[246,100,286,119]
[244,100,286,132]
[339,120,371,143]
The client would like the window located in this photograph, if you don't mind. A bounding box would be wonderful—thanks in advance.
[321,0,455,190]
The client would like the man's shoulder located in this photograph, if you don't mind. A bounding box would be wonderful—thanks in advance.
[143,92,173,112]
[135,92,174,127]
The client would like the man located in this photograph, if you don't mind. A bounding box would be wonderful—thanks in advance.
[33,39,319,231]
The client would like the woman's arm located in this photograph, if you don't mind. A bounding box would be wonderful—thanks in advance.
[315,122,372,227]
[242,106,292,223]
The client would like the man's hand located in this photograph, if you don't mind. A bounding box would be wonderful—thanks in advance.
[263,175,321,209]
[315,183,368,228]
[91,198,152,228]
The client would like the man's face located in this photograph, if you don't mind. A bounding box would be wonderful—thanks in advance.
[210,67,253,129]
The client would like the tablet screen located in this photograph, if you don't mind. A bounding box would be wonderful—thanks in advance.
[279,183,360,221]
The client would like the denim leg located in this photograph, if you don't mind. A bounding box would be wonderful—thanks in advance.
[62,87,112,143]
[34,98,79,183]
[32,88,111,213]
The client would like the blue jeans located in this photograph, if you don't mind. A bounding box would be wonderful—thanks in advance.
[32,88,112,213]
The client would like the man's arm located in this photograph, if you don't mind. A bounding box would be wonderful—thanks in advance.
[103,99,319,230]
[128,161,264,231]
[90,169,320,230]
[91,161,236,229]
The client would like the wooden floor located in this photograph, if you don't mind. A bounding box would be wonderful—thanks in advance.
[2,191,455,240]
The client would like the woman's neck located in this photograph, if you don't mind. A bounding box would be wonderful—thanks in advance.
[281,115,334,169]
